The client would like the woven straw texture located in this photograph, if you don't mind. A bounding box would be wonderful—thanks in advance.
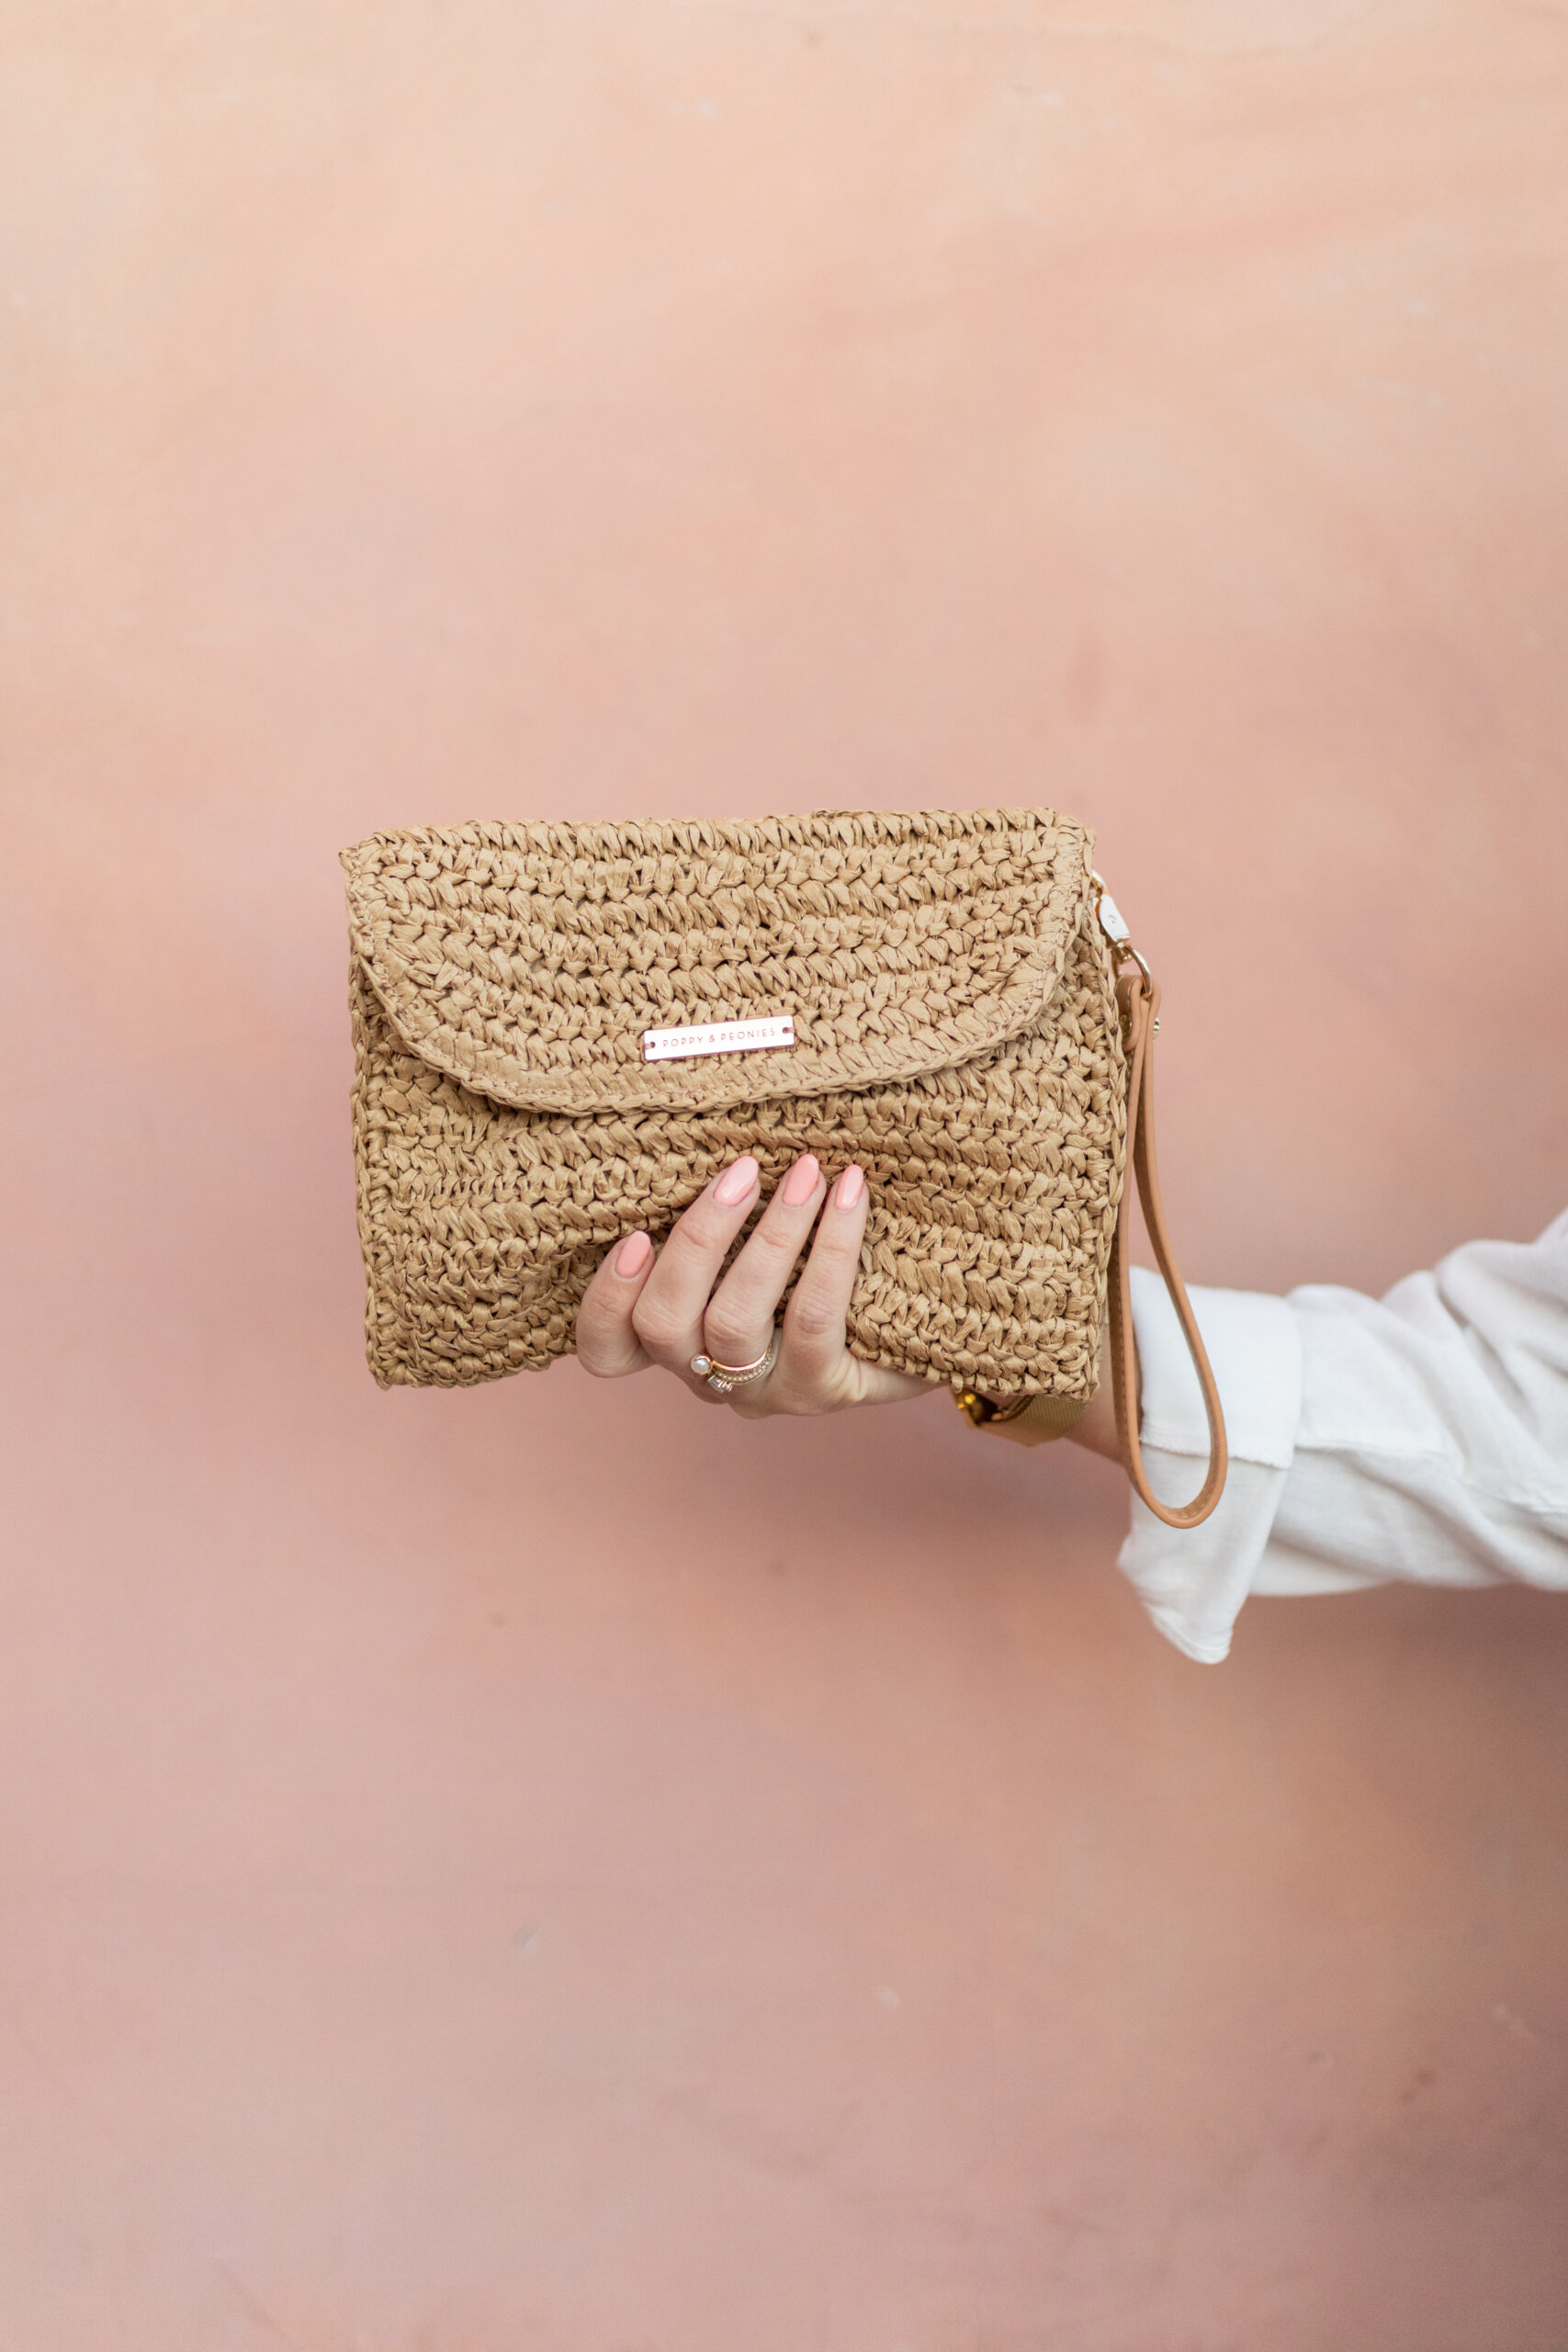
[343,808,1127,1397]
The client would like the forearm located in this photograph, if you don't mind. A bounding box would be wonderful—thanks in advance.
[1109,1218,1568,1658]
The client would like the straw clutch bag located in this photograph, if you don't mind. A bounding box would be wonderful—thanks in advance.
[342,807,1226,1528]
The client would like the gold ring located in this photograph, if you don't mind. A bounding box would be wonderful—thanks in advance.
[691,1329,781,1395]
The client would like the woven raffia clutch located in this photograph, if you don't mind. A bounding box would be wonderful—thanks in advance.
[343,806,1226,1527]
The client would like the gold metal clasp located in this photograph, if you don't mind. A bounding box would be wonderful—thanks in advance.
[1092,871,1157,1030]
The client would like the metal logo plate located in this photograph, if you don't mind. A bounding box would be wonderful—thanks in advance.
[641,1014,796,1063]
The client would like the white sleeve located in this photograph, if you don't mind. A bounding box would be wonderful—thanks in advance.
[1115,1208,1568,1664]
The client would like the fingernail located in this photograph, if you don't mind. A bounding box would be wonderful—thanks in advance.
[615,1231,653,1278]
[834,1164,865,1209]
[780,1153,820,1208]
[713,1155,760,1207]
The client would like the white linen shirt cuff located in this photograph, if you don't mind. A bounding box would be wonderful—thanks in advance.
[1115,1271,1312,1664]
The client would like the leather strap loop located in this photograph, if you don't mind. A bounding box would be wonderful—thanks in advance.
[1106,967,1228,1528]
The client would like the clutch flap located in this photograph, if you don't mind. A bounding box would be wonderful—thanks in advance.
[342,807,1095,1114]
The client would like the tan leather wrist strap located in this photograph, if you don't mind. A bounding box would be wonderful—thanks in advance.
[1107,967,1228,1529]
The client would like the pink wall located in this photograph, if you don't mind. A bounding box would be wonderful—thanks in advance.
[5,4,1567,2344]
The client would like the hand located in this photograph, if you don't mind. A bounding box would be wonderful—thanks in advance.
[574,1152,931,1418]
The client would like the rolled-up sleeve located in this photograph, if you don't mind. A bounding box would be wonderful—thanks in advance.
[1116,1210,1568,1663]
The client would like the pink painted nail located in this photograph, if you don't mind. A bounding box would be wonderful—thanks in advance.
[713,1155,761,1207]
[834,1164,865,1209]
[615,1231,653,1278]
[780,1153,821,1208]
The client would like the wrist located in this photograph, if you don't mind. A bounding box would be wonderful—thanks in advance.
[1065,1370,1121,1461]
[954,1329,1113,1453]
[1065,1329,1127,1463]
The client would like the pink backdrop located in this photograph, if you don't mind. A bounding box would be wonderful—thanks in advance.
[5,3,1567,2344]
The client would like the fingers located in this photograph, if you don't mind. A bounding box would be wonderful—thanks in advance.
[577,1155,772,1387]
[764,1162,870,1406]
[766,1164,928,1411]
[625,1154,763,1384]
[574,1228,658,1378]
[698,1152,826,1372]
[577,1156,928,1416]
[579,1150,827,1395]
